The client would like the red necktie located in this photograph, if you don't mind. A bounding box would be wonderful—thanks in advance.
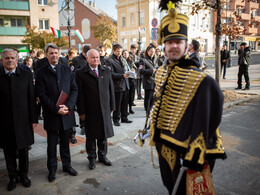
[93,69,98,78]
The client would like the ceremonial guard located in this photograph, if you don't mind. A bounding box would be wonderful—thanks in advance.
[149,1,227,194]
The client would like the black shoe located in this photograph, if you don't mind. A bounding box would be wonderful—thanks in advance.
[242,87,250,90]
[129,110,135,114]
[121,119,132,123]
[20,176,31,188]
[7,177,19,191]
[38,115,43,120]
[80,127,85,135]
[88,159,96,170]
[99,157,112,166]
[235,87,242,90]
[132,103,136,106]
[63,166,78,176]
[48,171,56,182]
[70,135,77,144]
[114,121,120,126]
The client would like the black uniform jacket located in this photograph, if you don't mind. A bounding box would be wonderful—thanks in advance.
[106,54,129,92]
[0,66,37,149]
[139,56,155,89]
[75,65,115,139]
[35,63,78,132]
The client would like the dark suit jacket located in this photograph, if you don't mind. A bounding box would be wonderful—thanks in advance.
[139,56,155,89]
[75,65,115,139]
[189,51,201,67]
[71,53,88,72]
[35,62,78,132]
[106,54,129,92]
[0,66,37,149]
[36,57,69,72]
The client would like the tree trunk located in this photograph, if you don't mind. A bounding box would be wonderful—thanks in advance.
[215,0,221,86]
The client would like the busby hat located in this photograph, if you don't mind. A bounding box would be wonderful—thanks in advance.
[158,0,189,45]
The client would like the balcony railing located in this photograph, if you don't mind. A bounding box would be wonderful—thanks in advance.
[0,26,27,36]
[0,0,29,10]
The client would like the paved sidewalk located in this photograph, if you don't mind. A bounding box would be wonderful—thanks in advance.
[0,64,259,171]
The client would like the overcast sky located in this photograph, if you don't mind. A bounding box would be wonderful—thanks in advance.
[58,0,118,20]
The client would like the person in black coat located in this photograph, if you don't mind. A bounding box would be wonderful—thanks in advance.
[188,39,201,68]
[106,44,132,126]
[0,48,38,191]
[122,49,136,114]
[139,44,157,112]
[35,43,78,182]
[236,42,251,90]
[98,44,108,66]
[71,45,91,135]
[71,45,91,72]
[75,49,115,170]
[220,45,230,79]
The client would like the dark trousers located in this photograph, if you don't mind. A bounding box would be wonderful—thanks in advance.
[136,78,142,98]
[113,90,129,122]
[155,143,185,195]
[237,64,250,88]
[144,89,154,112]
[129,84,135,111]
[221,63,227,78]
[37,102,42,117]
[46,128,71,172]
[86,137,107,160]
[3,147,29,179]
[69,126,76,138]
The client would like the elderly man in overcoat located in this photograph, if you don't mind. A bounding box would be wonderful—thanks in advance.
[75,49,115,170]
[35,43,78,182]
[0,48,38,191]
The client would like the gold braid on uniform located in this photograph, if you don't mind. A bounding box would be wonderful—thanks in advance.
[150,64,206,145]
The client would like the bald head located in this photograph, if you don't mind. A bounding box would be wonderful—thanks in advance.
[86,49,100,69]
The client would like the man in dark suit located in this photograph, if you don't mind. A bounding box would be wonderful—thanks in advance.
[71,45,91,135]
[35,43,78,182]
[71,45,91,72]
[188,39,201,67]
[106,44,132,126]
[0,48,38,191]
[75,49,115,170]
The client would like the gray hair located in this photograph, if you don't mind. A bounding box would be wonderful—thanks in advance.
[44,43,59,53]
[86,49,99,58]
[1,48,19,59]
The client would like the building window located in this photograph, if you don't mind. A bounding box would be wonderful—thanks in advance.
[122,15,126,27]
[130,12,135,25]
[0,18,3,27]
[39,19,49,30]
[38,0,48,6]
[11,18,22,27]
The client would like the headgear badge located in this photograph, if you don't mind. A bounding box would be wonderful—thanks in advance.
[158,0,189,45]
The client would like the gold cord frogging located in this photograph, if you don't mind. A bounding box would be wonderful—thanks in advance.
[153,66,206,135]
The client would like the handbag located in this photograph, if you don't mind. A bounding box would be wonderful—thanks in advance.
[186,163,216,195]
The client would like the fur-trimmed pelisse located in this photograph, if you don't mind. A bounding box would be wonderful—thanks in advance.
[158,0,189,45]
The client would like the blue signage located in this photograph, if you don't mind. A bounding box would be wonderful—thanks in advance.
[151,28,158,40]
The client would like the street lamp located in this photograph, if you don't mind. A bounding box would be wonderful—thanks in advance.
[137,0,142,49]
[61,0,74,48]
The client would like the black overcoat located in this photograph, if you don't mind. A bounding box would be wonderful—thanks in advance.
[106,54,129,92]
[35,63,78,132]
[75,65,115,139]
[71,53,88,72]
[139,56,155,89]
[0,66,37,149]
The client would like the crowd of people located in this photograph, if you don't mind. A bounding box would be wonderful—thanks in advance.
[1,0,253,192]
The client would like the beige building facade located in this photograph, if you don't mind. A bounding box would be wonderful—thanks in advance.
[221,0,260,51]
[0,0,59,54]
[117,0,160,51]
